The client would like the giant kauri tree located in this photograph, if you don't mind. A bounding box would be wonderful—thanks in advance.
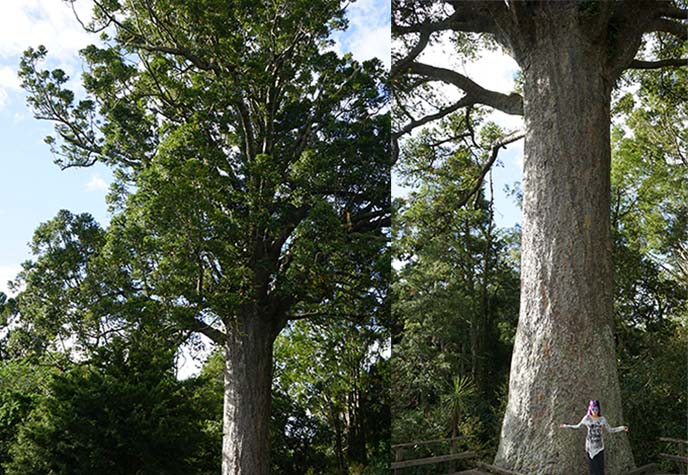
[392,1,687,473]
[18,1,389,474]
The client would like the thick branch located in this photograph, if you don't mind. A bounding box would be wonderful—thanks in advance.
[657,5,688,19]
[628,58,688,69]
[235,98,257,159]
[648,18,688,40]
[393,8,494,36]
[189,318,225,344]
[408,62,523,116]
[391,30,431,78]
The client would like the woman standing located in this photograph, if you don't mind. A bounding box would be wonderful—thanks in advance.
[559,400,629,475]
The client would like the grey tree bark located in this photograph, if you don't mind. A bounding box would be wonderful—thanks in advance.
[222,311,281,475]
[495,7,633,475]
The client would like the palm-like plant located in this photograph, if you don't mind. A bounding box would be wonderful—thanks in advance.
[443,375,476,461]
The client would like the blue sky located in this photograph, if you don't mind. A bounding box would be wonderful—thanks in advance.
[0,0,392,297]
[0,1,112,295]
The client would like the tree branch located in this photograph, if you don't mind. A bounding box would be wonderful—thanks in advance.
[403,129,525,256]
[647,18,688,40]
[656,5,688,19]
[391,30,431,78]
[458,129,525,210]
[393,7,495,36]
[394,96,473,139]
[408,62,524,116]
[628,58,688,69]
[188,318,225,344]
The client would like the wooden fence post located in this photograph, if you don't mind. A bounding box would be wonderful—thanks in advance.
[394,446,404,475]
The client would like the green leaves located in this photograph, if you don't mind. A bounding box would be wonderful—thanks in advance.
[273,317,390,472]
[610,31,688,467]
[3,334,218,475]
[392,108,519,455]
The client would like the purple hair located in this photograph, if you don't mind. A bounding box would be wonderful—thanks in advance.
[587,400,601,416]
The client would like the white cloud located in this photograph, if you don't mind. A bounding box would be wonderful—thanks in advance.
[0,1,96,110]
[0,265,22,297]
[346,0,390,67]
[0,65,21,90]
[0,0,94,61]
[461,49,519,95]
[333,0,390,67]
[86,175,108,192]
[0,65,22,110]
[348,25,391,68]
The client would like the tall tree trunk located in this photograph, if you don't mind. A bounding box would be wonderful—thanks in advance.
[330,398,347,475]
[222,311,281,475]
[347,366,367,465]
[495,12,634,475]
[479,196,494,397]
[466,222,480,384]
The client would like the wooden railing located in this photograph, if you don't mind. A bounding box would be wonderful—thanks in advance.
[626,463,660,475]
[391,436,687,474]
[390,437,528,475]
[391,437,475,474]
[658,437,688,475]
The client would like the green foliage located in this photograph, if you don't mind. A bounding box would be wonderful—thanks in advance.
[4,333,218,475]
[444,376,476,435]
[0,360,52,473]
[392,112,520,462]
[273,318,390,473]
[611,43,688,467]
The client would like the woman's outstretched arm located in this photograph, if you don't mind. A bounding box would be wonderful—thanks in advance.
[603,418,628,433]
[559,417,586,429]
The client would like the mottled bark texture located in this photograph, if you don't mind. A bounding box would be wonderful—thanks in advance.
[495,5,633,474]
[222,312,281,475]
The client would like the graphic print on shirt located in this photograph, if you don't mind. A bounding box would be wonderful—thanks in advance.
[587,418,604,455]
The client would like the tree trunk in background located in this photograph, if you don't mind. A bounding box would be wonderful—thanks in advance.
[329,398,347,475]
[480,205,494,397]
[466,222,480,386]
[495,11,634,475]
[347,372,367,466]
[222,312,281,475]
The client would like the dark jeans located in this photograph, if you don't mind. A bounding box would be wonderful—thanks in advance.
[587,450,604,475]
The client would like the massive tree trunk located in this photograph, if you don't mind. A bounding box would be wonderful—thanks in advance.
[222,311,282,475]
[495,9,634,475]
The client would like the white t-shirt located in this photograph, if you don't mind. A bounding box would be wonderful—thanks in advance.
[563,415,625,458]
